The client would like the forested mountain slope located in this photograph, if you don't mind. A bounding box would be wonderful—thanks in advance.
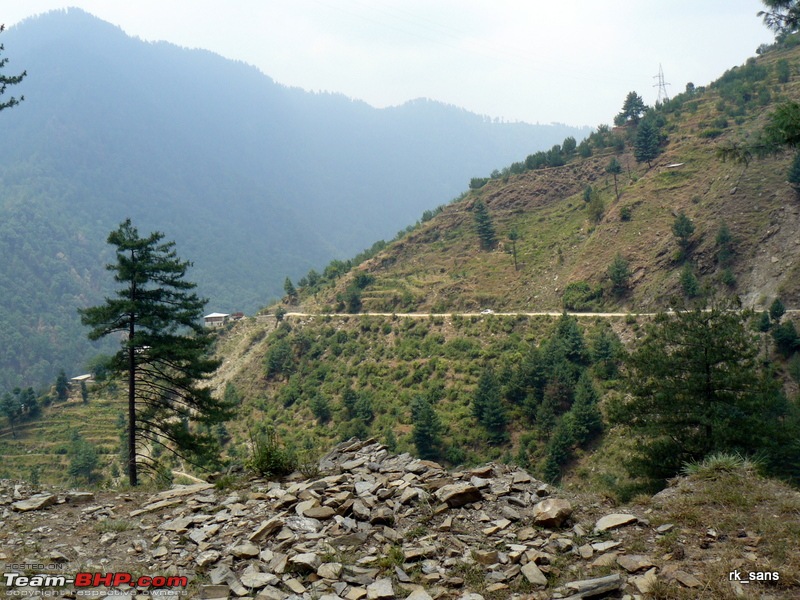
[0,8,588,390]
[186,36,800,494]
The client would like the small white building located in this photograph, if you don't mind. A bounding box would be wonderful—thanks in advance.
[203,312,230,328]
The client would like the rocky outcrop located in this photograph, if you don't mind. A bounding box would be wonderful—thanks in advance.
[1,438,782,599]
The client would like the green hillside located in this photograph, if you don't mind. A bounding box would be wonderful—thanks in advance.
[3,27,800,498]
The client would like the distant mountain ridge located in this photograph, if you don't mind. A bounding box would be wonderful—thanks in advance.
[0,8,590,390]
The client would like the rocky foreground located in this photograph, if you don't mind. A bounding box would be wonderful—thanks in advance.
[1,439,798,599]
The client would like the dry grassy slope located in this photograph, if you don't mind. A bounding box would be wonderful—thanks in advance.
[312,44,800,314]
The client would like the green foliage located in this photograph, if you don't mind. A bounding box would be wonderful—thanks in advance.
[610,306,794,486]
[411,395,443,460]
[772,320,799,357]
[672,211,695,257]
[1,387,40,438]
[715,223,735,267]
[569,372,603,444]
[68,432,100,484]
[633,118,661,167]
[759,1,800,36]
[586,193,605,224]
[310,394,331,424]
[265,338,294,379]
[473,367,507,445]
[542,419,575,482]
[776,58,791,83]
[679,263,700,298]
[0,25,26,112]
[590,324,624,380]
[562,281,602,311]
[720,267,737,287]
[283,277,297,301]
[473,200,497,251]
[223,383,242,407]
[55,369,69,403]
[769,298,786,322]
[469,177,488,190]
[247,427,296,478]
[756,310,772,333]
[79,219,230,486]
[607,253,631,295]
[562,136,577,156]
[0,391,22,437]
[618,91,648,124]
[605,157,622,199]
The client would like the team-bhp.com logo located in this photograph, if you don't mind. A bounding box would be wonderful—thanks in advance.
[3,571,188,594]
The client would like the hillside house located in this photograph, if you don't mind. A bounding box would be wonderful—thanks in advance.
[203,312,230,328]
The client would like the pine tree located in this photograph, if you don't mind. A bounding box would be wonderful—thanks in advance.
[411,395,443,460]
[473,199,497,250]
[606,157,622,199]
[68,433,100,483]
[0,391,21,438]
[590,325,623,380]
[672,211,695,258]
[543,418,575,482]
[633,118,660,167]
[283,277,298,302]
[769,297,786,322]
[508,228,520,271]
[680,263,700,298]
[607,253,631,295]
[618,91,647,124]
[568,372,603,445]
[609,305,792,485]
[79,219,231,486]
[473,367,507,444]
[55,369,69,403]
[0,25,26,112]
[715,223,734,266]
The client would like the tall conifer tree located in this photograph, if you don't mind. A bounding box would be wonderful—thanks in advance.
[473,200,497,250]
[80,219,230,485]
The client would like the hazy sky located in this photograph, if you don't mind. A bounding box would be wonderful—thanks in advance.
[0,1,776,127]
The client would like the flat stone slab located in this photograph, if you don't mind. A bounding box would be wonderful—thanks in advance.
[521,561,548,586]
[366,578,394,600]
[155,483,213,499]
[594,513,638,532]
[564,573,623,596]
[617,554,656,573]
[304,505,336,520]
[11,494,57,512]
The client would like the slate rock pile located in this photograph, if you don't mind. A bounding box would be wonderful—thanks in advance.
[0,438,703,599]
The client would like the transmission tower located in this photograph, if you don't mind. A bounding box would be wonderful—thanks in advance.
[653,63,671,104]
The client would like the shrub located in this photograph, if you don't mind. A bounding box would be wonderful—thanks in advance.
[247,428,296,478]
[562,281,601,311]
